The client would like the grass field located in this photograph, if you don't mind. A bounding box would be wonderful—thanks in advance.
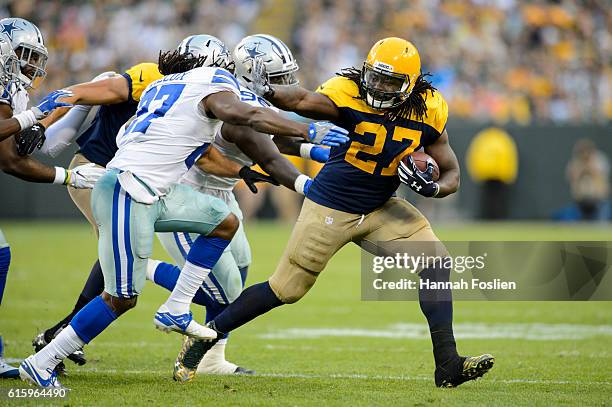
[0,221,611,406]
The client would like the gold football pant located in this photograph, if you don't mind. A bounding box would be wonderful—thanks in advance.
[269,197,440,303]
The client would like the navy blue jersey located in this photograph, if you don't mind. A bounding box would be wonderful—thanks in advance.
[76,63,162,166]
[306,76,448,214]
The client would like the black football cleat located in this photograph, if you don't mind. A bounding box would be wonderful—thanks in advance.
[234,366,256,375]
[435,354,495,388]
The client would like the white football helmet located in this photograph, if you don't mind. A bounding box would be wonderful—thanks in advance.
[233,34,299,92]
[0,35,19,92]
[177,34,234,73]
[0,18,48,89]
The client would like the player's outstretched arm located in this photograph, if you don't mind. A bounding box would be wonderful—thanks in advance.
[223,123,308,192]
[250,57,340,121]
[273,137,330,164]
[268,86,340,122]
[424,130,460,198]
[40,71,121,130]
[204,92,348,148]
[63,75,129,106]
[204,91,307,139]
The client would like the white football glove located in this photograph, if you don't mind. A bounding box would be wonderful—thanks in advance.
[250,56,273,98]
[55,163,106,189]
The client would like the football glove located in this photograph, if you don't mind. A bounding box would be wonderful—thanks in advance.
[239,166,280,193]
[310,145,330,163]
[307,122,349,147]
[251,57,273,98]
[64,163,106,189]
[15,123,46,156]
[31,89,74,119]
[299,143,330,163]
[398,155,440,197]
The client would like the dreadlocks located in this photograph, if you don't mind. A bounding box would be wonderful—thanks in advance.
[338,67,437,122]
[158,50,209,75]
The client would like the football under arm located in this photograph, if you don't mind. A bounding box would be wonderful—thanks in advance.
[223,123,303,191]
[267,85,341,121]
[203,91,309,140]
[424,129,460,198]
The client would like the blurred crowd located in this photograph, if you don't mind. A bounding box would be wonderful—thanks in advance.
[2,0,611,125]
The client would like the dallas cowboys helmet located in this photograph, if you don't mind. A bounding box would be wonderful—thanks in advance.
[0,18,48,89]
[177,34,234,73]
[233,34,299,92]
[0,35,19,90]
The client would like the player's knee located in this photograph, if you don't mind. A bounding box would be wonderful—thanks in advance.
[211,213,239,240]
[101,291,138,316]
[269,268,318,304]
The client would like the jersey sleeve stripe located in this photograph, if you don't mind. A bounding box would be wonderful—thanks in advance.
[213,69,240,90]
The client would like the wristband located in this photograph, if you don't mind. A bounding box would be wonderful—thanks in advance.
[299,143,315,159]
[294,174,311,195]
[53,166,70,185]
[13,110,37,131]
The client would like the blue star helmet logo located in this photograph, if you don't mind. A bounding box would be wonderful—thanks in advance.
[1,20,22,41]
[244,42,265,60]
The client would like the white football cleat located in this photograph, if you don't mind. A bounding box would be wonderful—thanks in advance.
[153,304,217,340]
[19,355,63,388]
[197,342,255,375]
[0,357,19,379]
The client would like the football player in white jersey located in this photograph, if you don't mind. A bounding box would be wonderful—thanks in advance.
[20,35,349,388]
[0,18,103,188]
[147,34,326,377]
[0,18,101,380]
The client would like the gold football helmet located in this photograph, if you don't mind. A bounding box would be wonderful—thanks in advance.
[360,37,421,109]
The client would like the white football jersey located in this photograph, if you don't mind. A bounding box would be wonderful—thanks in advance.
[107,67,241,193]
[180,86,279,191]
[0,82,29,113]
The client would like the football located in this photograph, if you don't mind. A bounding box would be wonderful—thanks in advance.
[405,151,440,181]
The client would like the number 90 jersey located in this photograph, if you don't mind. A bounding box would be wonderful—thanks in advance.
[307,76,448,214]
[107,67,241,194]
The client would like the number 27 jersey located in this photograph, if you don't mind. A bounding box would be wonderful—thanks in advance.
[307,76,448,214]
[107,67,241,193]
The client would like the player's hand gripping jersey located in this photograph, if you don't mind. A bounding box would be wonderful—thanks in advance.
[107,67,241,193]
[308,76,448,214]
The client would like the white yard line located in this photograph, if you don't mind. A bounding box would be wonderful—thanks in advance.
[69,367,612,386]
[259,323,612,341]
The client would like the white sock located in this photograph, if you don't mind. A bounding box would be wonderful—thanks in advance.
[163,260,210,315]
[33,325,85,370]
[201,341,227,365]
[146,259,162,281]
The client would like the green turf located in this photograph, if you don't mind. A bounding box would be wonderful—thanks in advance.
[0,221,610,406]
